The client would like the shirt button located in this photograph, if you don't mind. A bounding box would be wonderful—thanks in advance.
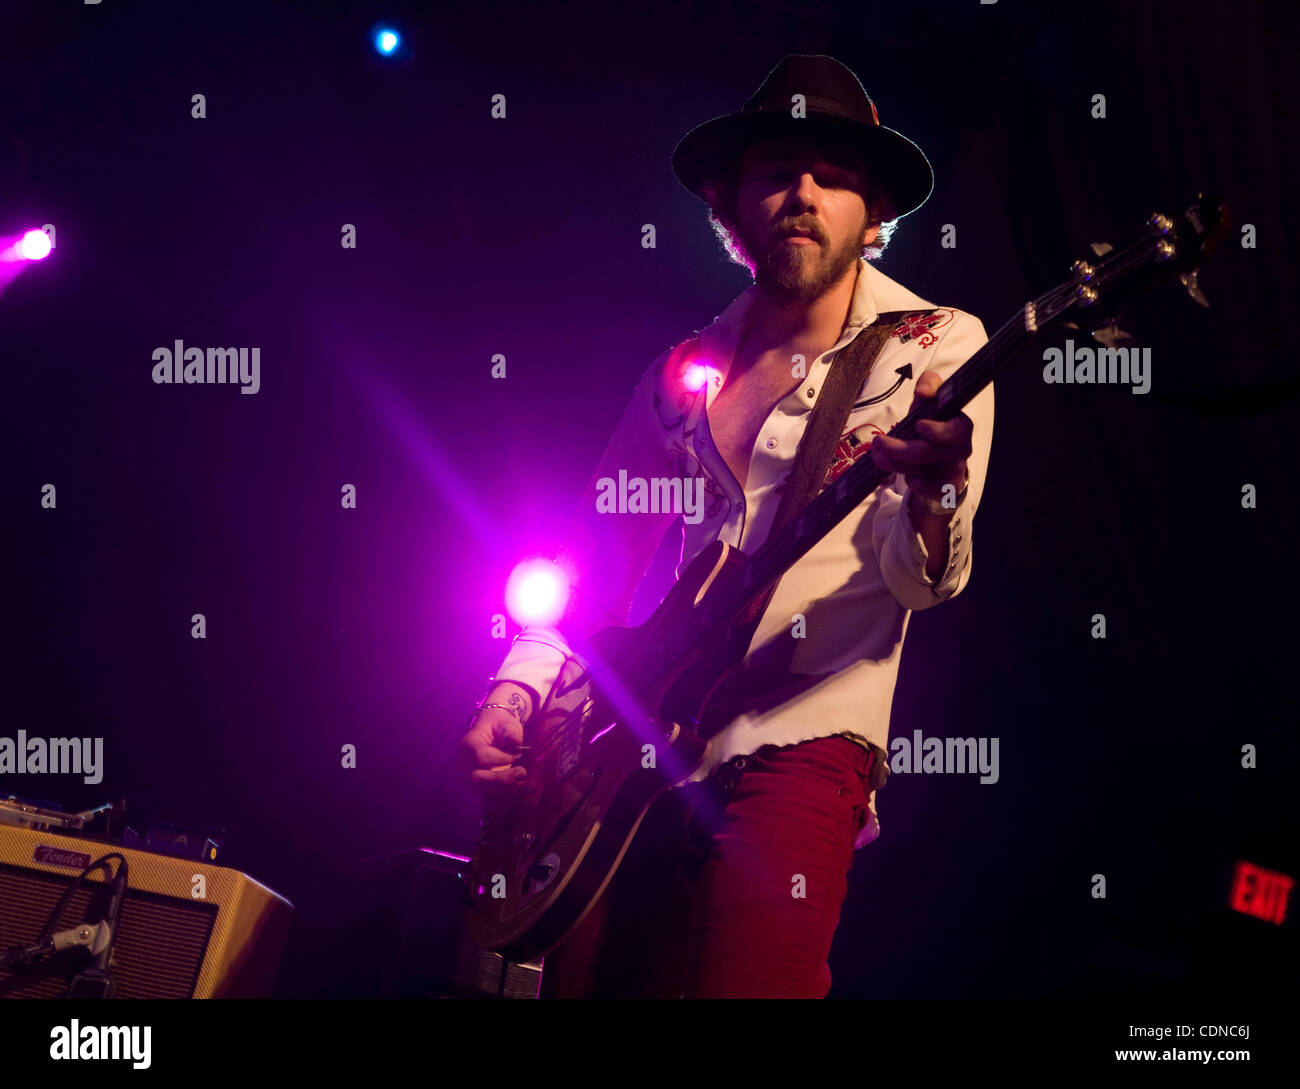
[765,438,777,449]
[806,388,816,398]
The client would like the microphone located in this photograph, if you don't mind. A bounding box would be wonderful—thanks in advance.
[0,920,111,969]
[68,856,128,997]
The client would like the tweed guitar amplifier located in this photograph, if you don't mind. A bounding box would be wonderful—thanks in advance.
[0,823,292,998]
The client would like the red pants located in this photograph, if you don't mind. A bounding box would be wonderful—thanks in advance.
[538,735,877,998]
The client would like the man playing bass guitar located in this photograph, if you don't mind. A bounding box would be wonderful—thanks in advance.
[460,53,995,998]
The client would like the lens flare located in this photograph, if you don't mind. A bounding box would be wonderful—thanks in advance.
[18,230,51,261]
[505,559,570,627]
[684,363,720,392]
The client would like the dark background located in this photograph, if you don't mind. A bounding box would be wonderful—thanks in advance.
[3,0,1296,998]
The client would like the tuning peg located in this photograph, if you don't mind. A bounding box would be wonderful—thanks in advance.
[1090,242,1114,257]
[1092,322,1136,349]
[1179,269,1209,308]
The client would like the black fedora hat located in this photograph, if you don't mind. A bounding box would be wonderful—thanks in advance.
[671,54,934,221]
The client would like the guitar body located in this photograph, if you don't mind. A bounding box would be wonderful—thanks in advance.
[465,540,755,962]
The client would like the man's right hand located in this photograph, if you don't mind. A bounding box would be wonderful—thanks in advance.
[459,682,533,797]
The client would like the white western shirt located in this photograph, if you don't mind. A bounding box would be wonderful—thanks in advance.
[494,258,994,847]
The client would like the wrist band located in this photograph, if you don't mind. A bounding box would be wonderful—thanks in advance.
[468,675,536,731]
[466,702,534,744]
[482,676,542,713]
[915,466,969,516]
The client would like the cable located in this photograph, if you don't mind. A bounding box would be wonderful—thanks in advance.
[36,851,126,949]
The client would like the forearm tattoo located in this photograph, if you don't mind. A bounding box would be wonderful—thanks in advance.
[506,692,528,723]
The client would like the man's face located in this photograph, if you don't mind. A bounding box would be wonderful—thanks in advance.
[726,136,879,305]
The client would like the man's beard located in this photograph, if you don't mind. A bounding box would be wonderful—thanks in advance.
[737,219,866,306]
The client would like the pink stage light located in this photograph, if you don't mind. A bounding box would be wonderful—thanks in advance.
[683,362,720,392]
[18,230,51,261]
[505,558,570,627]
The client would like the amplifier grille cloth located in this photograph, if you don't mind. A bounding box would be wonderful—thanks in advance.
[0,864,218,999]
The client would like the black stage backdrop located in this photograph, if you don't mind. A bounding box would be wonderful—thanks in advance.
[2,0,1296,1001]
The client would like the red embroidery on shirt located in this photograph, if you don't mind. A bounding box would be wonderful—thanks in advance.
[890,309,954,348]
[824,424,886,486]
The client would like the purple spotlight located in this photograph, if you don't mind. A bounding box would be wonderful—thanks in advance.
[18,229,51,261]
[505,559,570,627]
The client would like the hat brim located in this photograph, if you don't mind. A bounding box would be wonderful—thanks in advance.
[671,112,934,221]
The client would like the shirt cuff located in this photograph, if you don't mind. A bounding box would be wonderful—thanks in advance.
[888,488,972,602]
[494,627,571,710]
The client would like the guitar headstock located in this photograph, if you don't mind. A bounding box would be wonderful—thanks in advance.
[1156,193,1231,271]
[1051,194,1230,333]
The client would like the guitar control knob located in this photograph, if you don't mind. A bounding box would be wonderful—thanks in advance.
[527,858,559,888]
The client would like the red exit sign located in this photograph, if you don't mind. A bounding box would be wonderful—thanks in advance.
[1230,861,1293,925]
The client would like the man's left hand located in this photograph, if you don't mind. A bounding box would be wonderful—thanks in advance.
[869,369,971,501]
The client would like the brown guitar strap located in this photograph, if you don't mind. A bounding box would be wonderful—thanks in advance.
[769,309,933,536]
